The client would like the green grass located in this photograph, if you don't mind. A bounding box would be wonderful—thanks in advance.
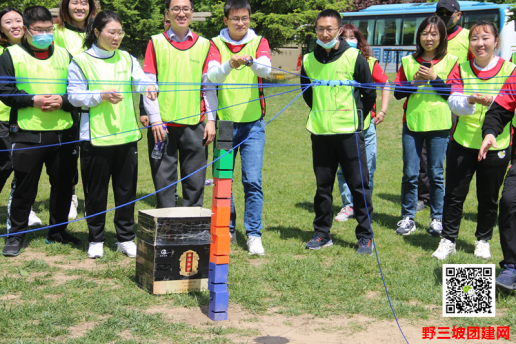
[0,74,514,343]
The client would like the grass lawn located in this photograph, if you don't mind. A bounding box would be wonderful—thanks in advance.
[0,73,514,343]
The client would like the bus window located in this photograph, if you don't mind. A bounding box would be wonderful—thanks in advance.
[375,17,402,46]
[350,17,375,45]
[462,10,499,30]
[402,15,428,45]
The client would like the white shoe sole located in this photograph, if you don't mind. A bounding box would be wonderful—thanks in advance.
[432,249,456,260]
[396,226,416,236]
[474,253,491,259]
[87,254,102,259]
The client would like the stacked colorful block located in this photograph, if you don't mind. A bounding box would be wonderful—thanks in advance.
[208,120,233,321]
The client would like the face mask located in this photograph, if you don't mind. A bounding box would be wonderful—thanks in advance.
[26,28,54,49]
[440,15,455,29]
[346,40,358,49]
[317,36,338,49]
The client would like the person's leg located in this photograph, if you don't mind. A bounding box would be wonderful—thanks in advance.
[425,130,450,220]
[178,122,207,207]
[80,142,112,243]
[364,123,377,195]
[498,164,516,268]
[229,123,241,234]
[401,123,424,219]
[111,142,138,243]
[0,122,13,193]
[417,140,430,204]
[68,142,80,219]
[441,141,476,241]
[148,126,179,208]
[336,165,353,207]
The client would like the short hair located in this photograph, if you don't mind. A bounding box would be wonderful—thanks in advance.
[315,9,342,28]
[57,0,98,29]
[469,20,499,41]
[414,16,448,61]
[165,0,194,10]
[23,6,53,28]
[224,0,251,18]
[0,7,23,45]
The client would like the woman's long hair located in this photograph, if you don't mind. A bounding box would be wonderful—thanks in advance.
[414,16,448,60]
[84,10,122,49]
[57,0,97,29]
[341,23,372,60]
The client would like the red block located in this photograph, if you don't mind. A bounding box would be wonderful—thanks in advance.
[210,251,230,264]
[211,225,230,235]
[213,178,232,199]
[211,234,231,255]
[213,198,231,208]
[211,206,231,227]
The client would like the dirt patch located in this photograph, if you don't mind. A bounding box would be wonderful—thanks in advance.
[68,321,99,339]
[0,294,20,301]
[249,259,267,267]
[365,291,380,300]
[52,272,82,285]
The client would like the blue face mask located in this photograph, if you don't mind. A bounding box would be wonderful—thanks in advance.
[346,40,358,49]
[26,28,54,50]
[316,36,339,49]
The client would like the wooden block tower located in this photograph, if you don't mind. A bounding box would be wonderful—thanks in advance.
[208,120,233,321]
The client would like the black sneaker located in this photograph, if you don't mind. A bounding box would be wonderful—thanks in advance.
[357,237,373,255]
[416,199,429,212]
[3,235,24,257]
[45,231,83,245]
[305,235,333,250]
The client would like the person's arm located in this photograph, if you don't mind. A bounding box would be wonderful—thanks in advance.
[202,53,217,146]
[429,76,451,101]
[248,38,271,78]
[0,49,33,108]
[353,54,376,116]
[446,63,475,115]
[206,41,229,83]
[393,65,414,100]
[300,63,312,108]
[371,61,389,124]
[482,102,515,139]
[67,60,103,108]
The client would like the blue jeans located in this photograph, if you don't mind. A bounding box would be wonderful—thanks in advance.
[230,118,265,238]
[337,123,376,207]
[401,122,449,219]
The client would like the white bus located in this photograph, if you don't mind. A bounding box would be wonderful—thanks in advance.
[331,1,516,72]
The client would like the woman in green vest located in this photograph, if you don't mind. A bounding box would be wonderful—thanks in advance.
[54,0,96,56]
[394,16,458,236]
[432,21,513,260]
[68,10,157,259]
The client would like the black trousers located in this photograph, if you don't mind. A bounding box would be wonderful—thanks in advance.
[9,132,77,236]
[442,140,510,241]
[498,164,516,267]
[0,121,13,193]
[418,140,430,202]
[80,141,138,243]
[311,133,373,240]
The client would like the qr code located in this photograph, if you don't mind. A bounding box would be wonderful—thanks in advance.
[443,264,495,317]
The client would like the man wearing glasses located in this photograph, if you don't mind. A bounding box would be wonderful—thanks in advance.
[0,6,81,256]
[142,0,217,209]
[207,0,271,255]
[300,9,376,255]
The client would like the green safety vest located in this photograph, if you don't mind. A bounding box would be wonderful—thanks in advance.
[73,50,142,146]
[448,27,470,64]
[453,60,515,150]
[9,44,73,131]
[363,56,378,130]
[212,36,264,123]
[511,52,516,63]
[151,33,210,125]
[303,47,360,134]
[53,24,87,57]
[401,54,458,132]
[0,46,9,122]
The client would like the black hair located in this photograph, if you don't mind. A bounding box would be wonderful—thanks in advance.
[0,7,23,45]
[57,0,97,29]
[223,0,251,18]
[23,6,53,28]
[165,0,194,10]
[315,9,342,28]
[84,10,121,49]
[414,16,448,60]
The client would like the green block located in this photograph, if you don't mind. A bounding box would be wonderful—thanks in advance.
[213,169,233,179]
[214,149,234,170]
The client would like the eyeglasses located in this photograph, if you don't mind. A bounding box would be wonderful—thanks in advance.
[105,30,125,39]
[420,32,439,38]
[229,16,250,24]
[28,26,53,34]
[315,28,338,34]
[169,6,193,14]
[70,1,89,6]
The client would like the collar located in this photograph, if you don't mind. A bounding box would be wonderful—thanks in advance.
[64,22,87,33]
[21,40,53,59]
[447,25,462,40]
[219,28,257,45]
[470,56,504,80]
[167,28,193,42]
[88,43,115,58]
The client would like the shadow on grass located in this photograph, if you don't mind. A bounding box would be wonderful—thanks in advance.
[268,225,357,249]
[294,201,341,215]
[402,233,475,253]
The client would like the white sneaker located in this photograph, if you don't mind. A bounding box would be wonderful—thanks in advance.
[87,242,104,259]
[474,240,491,259]
[68,195,78,220]
[28,208,42,227]
[335,206,354,222]
[247,236,265,256]
[432,238,457,260]
[116,241,137,258]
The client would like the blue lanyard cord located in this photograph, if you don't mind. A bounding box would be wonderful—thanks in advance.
[0,86,302,152]
[0,84,312,238]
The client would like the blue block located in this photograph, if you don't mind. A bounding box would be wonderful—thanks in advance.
[209,311,228,321]
[208,282,227,293]
[209,291,229,312]
[209,262,229,284]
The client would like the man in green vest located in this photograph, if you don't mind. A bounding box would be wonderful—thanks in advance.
[207,0,271,256]
[0,6,81,257]
[300,9,376,255]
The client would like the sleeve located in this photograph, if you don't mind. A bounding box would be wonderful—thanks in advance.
[202,51,217,121]
[139,94,148,117]
[371,61,388,84]
[142,40,157,75]
[467,47,474,61]
[300,63,312,109]
[448,93,476,116]
[130,55,158,94]
[353,54,376,116]
[67,60,103,108]
[249,38,272,78]
[0,50,33,108]
[482,70,516,137]
[206,41,232,83]
[393,65,414,100]
[142,73,161,123]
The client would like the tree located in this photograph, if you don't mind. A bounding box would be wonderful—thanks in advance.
[99,0,164,57]
[1,0,59,11]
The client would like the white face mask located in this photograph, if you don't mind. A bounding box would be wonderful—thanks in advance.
[317,36,339,49]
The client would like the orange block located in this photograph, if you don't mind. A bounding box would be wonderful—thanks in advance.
[210,251,230,264]
[213,178,232,199]
[211,225,230,235]
[213,198,231,208]
[211,234,231,255]
[211,205,231,227]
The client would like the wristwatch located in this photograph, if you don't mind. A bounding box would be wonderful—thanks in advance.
[245,56,254,67]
